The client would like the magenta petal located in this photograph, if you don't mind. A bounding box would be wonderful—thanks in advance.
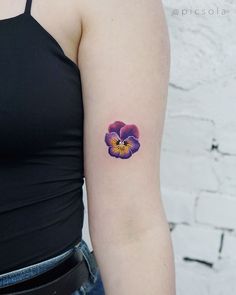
[126,136,140,153]
[120,124,139,141]
[105,132,120,147]
[108,121,126,136]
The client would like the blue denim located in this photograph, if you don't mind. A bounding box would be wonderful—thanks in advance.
[0,239,105,295]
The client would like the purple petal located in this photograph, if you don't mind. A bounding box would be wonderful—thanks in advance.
[119,149,132,159]
[108,146,121,158]
[125,136,140,153]
[108,121,126,136]
[108,146,132,159]
[120,124,139,141]
[105,132,120,147]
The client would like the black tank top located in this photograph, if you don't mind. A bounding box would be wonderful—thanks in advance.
[0,0,84,274]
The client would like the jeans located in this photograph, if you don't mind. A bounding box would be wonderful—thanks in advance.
[0,239,105,295]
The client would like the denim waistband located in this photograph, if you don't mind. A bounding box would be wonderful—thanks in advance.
[0,240,82,288]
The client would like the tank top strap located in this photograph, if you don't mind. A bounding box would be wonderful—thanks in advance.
[24,0,33,15]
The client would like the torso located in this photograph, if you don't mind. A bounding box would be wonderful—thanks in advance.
[0,0,85,273]
[0,0,82,66]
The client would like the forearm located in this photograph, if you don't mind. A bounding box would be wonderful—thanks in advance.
[90,202,176,295]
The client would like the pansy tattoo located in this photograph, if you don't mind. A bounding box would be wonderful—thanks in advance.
[105,121,140,159]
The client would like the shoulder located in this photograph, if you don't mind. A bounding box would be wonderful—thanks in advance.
[77,0,166,28]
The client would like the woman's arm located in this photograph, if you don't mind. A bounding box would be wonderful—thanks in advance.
[78,0,175,294]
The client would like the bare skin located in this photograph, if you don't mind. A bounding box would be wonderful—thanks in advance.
[1,0,176,294]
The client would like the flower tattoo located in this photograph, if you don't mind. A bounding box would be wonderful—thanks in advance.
[105,121,140,159]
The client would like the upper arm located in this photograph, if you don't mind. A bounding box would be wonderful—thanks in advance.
[77,0,170,244]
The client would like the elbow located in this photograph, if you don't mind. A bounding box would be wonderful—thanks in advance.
[89,199,169,247]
